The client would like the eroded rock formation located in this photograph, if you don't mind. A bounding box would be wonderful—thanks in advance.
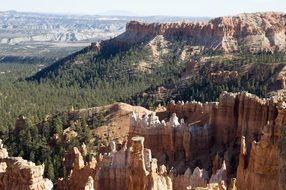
[57,147,97,190]
[128,136,172,190]
[56,91,286,190]
[57,136,172,190]
[129,91,286,190]
[0,140,53,190]
[112,12,286,54]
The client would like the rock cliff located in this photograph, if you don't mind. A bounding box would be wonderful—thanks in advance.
[129,91,286,190]
[107,12,286,54]
[0,140,53,190]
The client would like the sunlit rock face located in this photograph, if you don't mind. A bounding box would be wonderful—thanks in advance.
[127,136,172,190]
[84,176,94,190]
[57,136,172,190]
[56,147,97,190]
[129,91,286,190]
[108,12,286,54]
[0,139,53,190]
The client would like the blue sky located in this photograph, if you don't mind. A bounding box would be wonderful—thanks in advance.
[0,0,285,17]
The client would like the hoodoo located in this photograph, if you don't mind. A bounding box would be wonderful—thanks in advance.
[56,91,286,190]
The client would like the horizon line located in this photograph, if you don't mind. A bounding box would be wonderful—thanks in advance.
[0,9,283,18]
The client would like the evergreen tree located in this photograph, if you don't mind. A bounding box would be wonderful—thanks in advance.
[29,151,35,162]
[45,160,55,181]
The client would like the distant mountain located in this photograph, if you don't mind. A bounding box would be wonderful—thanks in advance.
[99,10,138,16]
[0,11,127,44]
[0,10,210,45]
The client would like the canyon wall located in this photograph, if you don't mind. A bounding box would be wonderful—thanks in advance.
[164,92,280,148]
[107,12,286,53]
[129,91,286,190]
[236,102,286,190]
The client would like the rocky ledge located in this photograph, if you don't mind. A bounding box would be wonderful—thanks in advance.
[0,140,53,190]
[107,12,286,54]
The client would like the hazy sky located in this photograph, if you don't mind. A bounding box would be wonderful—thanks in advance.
[0,0,285,17]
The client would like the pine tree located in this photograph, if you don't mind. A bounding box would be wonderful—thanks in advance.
[29,151,35,162]
[52,117,63,134]
[45,160,55,181]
